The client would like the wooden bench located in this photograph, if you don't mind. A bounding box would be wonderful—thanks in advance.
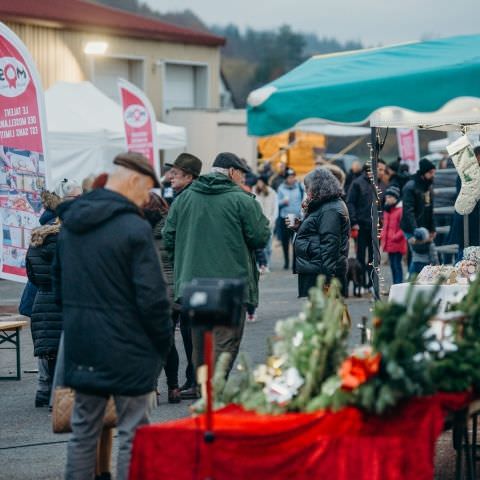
[0,316,28,380]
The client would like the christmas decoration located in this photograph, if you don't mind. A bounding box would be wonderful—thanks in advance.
[203,277,349,414]
[198,274,480,417]
[338,347,381,391]
[463,246,480,264]
[447,135,480,215]
[416,265,457,284]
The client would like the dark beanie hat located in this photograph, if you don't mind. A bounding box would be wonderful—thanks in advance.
[384,185,401,200]
[418,158,436,175]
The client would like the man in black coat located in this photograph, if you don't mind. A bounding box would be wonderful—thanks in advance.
[400,159,436,236]
[347,165,376,288]
[55,152,172,480]
[400,158,436,271]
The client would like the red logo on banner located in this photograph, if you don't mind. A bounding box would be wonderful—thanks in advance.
[124,104,148,128]
[0,57,30,97]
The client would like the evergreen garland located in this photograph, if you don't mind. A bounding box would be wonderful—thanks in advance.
[197,275,480,416]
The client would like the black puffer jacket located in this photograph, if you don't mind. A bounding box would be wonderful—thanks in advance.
[26,223,62,357]
[346,172,375,227]
[54,188,172,396]
[400,173,435,235]
[294,197,350,281]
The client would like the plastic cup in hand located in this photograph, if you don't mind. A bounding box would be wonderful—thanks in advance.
[286,214,296,226]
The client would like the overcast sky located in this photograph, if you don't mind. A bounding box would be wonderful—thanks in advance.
[145,0,479,45]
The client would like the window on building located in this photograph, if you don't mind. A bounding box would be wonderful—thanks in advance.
[93,57,144,101]
[164,63,208,111]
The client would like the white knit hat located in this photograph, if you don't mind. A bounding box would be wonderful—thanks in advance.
[54,178,81,199]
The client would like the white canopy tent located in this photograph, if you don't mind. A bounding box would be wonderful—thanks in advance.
[45,82,187,186]
[293,122,371,137]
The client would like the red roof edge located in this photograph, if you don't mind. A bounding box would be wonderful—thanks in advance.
[0,0,226,47]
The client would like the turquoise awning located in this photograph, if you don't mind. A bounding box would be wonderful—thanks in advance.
[247,35,480,136]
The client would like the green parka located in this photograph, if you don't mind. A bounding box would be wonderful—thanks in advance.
[163,173,270,305]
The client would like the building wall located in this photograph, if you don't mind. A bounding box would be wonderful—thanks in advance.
[165,109,256,171]
[5,21,221,119]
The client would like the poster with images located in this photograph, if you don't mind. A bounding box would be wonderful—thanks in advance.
[0,23,49,282]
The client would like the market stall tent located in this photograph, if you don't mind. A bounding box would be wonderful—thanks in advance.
[247,34,480,299]
[45,81,187,185]
[247,34,480,135]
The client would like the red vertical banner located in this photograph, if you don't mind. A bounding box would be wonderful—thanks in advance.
[0,22,49,283]
[118,78,159,176]
[396,128,420,174]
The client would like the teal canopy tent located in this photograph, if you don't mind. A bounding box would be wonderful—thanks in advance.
[247,34,480,136]
[247,34,480,300]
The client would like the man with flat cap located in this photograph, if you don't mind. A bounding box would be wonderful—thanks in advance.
[167,152,202,198]
[163,152,270,381]
[54,152,172,480]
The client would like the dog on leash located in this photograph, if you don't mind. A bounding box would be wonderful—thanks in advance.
[346,257,362,298]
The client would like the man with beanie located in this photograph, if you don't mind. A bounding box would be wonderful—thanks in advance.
[163,152,270,380]
[400,158,436,273]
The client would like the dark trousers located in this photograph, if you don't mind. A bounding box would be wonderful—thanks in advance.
[179,311,195,387]
[357,224,373,288]
[191,307,246,379]
[278,218,294,268]
[388,252,404,284]
[163,320,179,389]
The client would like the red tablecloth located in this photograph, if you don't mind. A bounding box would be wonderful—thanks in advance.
[129,392,470,480]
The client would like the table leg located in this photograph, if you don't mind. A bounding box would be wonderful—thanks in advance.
[472,414,478,479]
[464,424,475,480]
[16,327,21,380]
[0,327,21,381]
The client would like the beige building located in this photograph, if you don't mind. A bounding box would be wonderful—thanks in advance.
[1,0,225,119]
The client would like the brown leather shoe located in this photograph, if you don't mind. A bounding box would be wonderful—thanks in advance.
[168,388,182,404]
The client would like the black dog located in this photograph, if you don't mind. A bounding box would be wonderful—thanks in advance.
[346,257,362,298]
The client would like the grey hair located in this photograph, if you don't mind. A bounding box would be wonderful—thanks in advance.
[211,166,230,176]
[304,167,343,202]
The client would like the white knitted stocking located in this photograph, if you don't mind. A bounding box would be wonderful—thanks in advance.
[447,136,480,215]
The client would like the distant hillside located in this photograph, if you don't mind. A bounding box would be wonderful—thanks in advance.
[95,0,363,106]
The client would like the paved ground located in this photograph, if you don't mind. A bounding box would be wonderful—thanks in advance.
[0,247,459,479]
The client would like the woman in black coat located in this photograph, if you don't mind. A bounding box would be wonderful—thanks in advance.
[26,221,62,406]
[294,168,350,297]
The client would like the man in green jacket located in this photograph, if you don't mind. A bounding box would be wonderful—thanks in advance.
[163,152,270,377]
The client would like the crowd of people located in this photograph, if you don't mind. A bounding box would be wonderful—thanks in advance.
[20,146,476,479]
[344,157,438,288]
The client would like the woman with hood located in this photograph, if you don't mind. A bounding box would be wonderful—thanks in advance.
[294,168,350,297]
[26,181,80,407]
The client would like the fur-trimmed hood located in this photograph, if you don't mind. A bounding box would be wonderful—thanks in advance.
[30,222,61,247]
[41,191,61,212]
